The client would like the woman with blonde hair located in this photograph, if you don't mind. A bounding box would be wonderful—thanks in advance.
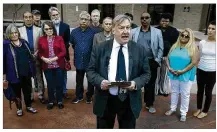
[165,28,199,122]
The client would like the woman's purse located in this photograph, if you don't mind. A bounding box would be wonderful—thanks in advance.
[3,85,19,110]
[65,59,71,71]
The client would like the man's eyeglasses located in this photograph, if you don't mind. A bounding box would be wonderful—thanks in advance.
[180,33,190,39]
[141,16,150,20]
[44,28,53,31]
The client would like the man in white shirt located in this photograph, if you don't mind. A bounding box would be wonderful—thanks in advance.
[87,14,150,129]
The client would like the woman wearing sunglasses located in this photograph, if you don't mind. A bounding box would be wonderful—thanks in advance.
[38,21,66,110]
[193,21,216,119]
[165,28,199,122]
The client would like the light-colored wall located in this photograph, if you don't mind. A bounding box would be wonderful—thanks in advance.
[173,4,204,30]
[3,4,31,21]
[115,4,147,26]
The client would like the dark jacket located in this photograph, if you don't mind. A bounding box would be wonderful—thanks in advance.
[3,39,35,83]
[156,25,179,56]
[87,39,151,119]
[38,36,66,70]
[58,21,70,61]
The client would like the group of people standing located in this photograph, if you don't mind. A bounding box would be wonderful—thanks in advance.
[3,6,216,129]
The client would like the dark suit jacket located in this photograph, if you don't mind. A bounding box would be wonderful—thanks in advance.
[93,31,114,46]
[59,21,70,61]
[87,39,151,119]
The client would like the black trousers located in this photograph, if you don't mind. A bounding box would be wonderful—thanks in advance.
[144,58,159,107]
[196,68,216,113]
[10,76,32,109]
[76,69,94,99]
[97,94,136,129]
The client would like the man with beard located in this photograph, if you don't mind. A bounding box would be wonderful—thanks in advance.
[70,11,96,104]
[93,17,114,46]
[87,14,150,128]
[90,9,103,33]
[32,10,42,28]
[18,11,46,104]
[131,12,163,114]
[48,7,70,99]
[155,13,179,96]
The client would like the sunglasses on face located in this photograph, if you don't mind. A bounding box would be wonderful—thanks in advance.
[180,33,190,39]
[141,16,150,20]
[44,28,53,31]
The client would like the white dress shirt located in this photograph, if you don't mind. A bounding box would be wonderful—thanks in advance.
[55,23,60,36]
[108,39,129,95]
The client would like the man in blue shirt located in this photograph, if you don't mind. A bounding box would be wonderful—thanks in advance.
[70,11,96,104]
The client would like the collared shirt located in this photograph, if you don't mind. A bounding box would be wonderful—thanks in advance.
[26,25,34,51]
[108,39,129,95]
[137,27,153,58]
[90,23,103,33]
[55,23,60,35]
[70,27,96,69]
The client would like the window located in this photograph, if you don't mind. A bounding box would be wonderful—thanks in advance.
[31,4,56,20]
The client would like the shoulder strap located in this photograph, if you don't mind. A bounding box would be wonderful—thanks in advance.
[9,44,19,78]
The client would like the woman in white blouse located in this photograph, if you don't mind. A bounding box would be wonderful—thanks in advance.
[193,21,216,119]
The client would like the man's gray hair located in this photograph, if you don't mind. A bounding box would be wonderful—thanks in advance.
[48,6,60,15]
[91,9,100,15]
[79,11,90,19]
[5,24,20,39]
[112,14,131,27]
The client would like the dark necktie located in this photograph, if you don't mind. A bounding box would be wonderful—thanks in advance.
[115,45,127,101]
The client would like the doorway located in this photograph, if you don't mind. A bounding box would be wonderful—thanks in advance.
[88,4,115,23]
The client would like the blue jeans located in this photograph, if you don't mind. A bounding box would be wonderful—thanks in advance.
[63,70,67,94]
[44,68,64,103]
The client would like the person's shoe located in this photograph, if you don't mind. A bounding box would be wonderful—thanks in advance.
[180,115,186,122]
[39,98,48,104]
[146,106,156,114]
[17,109,23,116]
[47,103,54,110]
[86,97,92,104]
[71,98,83,104]
[26,107,37,113]
[58,103,64,109]
[63,93,70,99]
[197,112,208,119]
[165,109,175,116]
[193,109,201,117]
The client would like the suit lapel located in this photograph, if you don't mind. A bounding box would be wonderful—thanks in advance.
[33,26,37,51]
[104,39,113,79]
[127,41,133,80]
[150,26,154,48]
[134,27,141,42]
[59,22,63,36]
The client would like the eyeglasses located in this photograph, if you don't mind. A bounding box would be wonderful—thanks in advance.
[44,28,53,31]
[180,33,190,39]
[141,16,150,20]
[80,18,89,21]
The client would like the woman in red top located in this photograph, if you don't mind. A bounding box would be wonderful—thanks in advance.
[38,21,66,110]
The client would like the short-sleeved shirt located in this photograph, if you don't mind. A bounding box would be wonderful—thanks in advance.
[70,27,96,70]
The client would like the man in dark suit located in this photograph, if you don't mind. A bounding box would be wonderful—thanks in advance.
[49,7,70,99]
[87,14,150,129]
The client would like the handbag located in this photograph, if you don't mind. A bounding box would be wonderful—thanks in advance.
[3,85,19,110]
[65,59,71,71]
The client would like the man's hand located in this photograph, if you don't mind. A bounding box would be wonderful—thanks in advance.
[122,81,136,91]
[101,80,111,90]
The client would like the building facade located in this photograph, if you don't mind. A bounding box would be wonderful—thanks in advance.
[3,4,216,31]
